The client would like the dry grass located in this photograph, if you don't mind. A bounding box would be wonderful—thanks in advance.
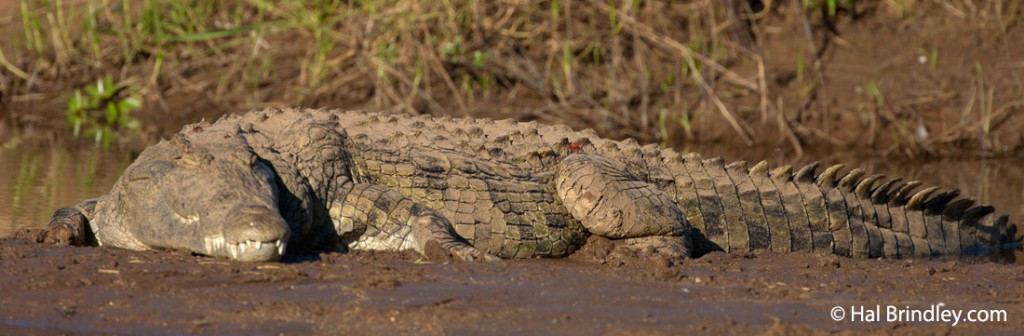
[0,0,1022,157]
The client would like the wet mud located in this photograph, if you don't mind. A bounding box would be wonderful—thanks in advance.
[1,230,1022,334]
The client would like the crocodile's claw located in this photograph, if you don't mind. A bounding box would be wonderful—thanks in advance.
[44,206,91,246]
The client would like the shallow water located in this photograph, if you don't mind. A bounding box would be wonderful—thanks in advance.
[0,141,133,236]
[1,141,1021,241]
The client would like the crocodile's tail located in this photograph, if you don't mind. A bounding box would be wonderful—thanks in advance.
[659,153,1021,260]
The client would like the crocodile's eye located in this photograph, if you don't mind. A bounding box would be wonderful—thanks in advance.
[246,153,259,168]
[125,161,174,184]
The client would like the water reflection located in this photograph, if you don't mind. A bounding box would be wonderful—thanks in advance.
[0,141,134,236]
[0,142,1021,243]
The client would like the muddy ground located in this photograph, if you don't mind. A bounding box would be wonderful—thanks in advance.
[1,230,1022,334]
[2,1,1024,334]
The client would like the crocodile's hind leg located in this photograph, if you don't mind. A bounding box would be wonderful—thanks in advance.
[555,152,693,259]
[44,198,101,246]
[329,183,497,262]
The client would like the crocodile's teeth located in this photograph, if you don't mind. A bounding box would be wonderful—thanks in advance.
[255,241,262,250]
[278,242,286,255]
[239,242,247,253]
[229,245,238,259]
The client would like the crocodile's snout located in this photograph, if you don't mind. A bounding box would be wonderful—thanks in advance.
[214,204,290,262]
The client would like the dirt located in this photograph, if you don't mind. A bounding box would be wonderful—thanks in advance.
[3,2,1023,156]
[750,1,1024,157]
[1,230,1021,334]
[2,2,1024,334]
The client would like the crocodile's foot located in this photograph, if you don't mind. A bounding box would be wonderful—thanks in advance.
[43,206,92,246]
[405,213,498,262]
[421,239,499,262]
[447,244,500,262]
[41,225,77,246]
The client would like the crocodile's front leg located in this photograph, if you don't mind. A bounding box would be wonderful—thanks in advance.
[330,183,497,261]
[44,198,101,246]
[555,152,694,259]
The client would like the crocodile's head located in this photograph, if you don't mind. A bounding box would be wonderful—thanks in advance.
[99,132,290,262]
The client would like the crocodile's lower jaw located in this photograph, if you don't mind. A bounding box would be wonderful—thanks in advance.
[205,236,287,262]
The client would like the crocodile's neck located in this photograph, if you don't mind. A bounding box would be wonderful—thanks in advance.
[232,110,355,249]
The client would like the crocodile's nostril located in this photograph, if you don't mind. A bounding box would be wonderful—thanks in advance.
[225,205,289,244]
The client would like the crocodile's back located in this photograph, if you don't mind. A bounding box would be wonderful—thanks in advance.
[334,110,1018,258]
[329,110,604,258]
[226,108,1018,259]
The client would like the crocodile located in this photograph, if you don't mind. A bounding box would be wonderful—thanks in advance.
[44,108,1021,262]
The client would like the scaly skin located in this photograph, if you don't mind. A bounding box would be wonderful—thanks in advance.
[45,108,1021,262]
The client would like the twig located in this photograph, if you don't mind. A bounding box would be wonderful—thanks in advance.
[776,96,803,158]
[931,0,967,18]
[756,55,769,124]
[0,48,30,80]
[706,79,754,145]
[594,2,758,92]
[594,2,754,144]
[791,0,832,143]
[418,29,468,113]
[368,55,448,116]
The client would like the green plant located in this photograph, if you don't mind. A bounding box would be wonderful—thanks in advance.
[866,79,884,106]
[66,75,142,148]
[19,0,46,55]
[441,36,466,64]
[804,0,854,17]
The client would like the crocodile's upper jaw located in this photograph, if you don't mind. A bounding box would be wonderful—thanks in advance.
[204,236,288,261]
[201,204,291,262]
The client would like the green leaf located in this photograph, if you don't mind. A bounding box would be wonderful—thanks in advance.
[95,78,106,96]
[102,131,113,148]
[85,85,99,98]
[116,103,133,123]
[68,90,82,113]
[64,73,142,147]
[106,102,118,124]
[122,96,142,110]
[103,75,114,95]
[472,51,489,68]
